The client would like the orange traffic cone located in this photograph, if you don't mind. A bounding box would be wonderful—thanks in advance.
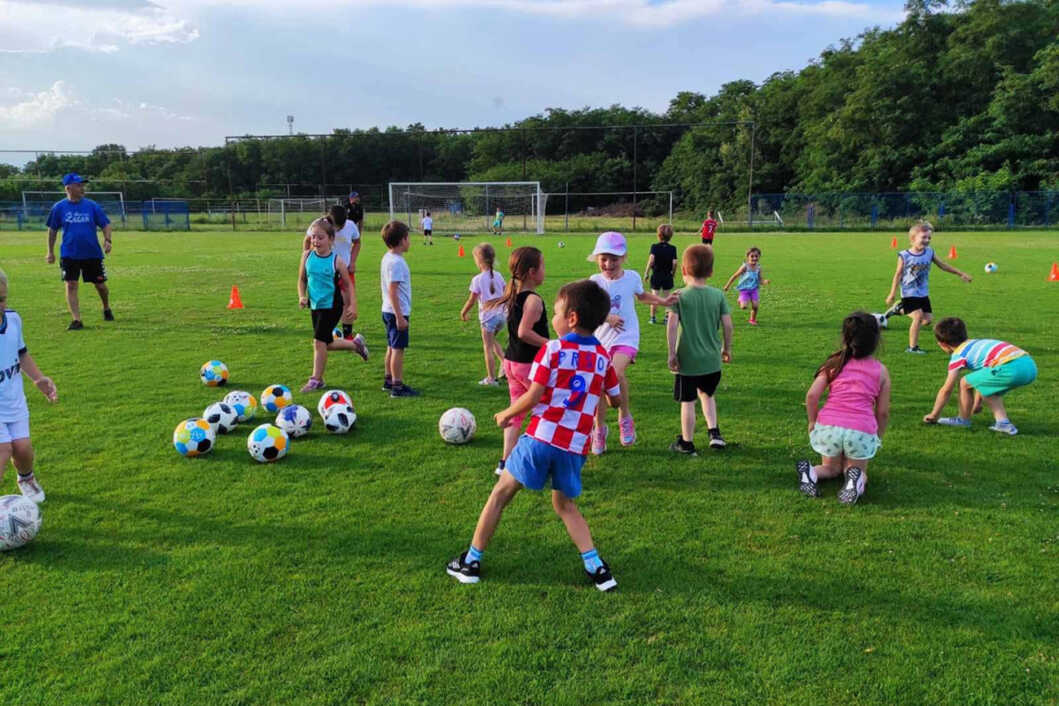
[947,245,957,259]
[457,244,465,257]
[505,237,512,247]
[1049,262,1059,281]
[890,236,898,249]
[227,285,244,309]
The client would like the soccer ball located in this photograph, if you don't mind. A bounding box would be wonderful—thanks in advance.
[276,404,313,438]
[332,326,344,341]
[200,360,229,387]
[260,384,293,413]
[439,407,476,444]
[223,390,258,422]
[453,233,461,241]
[872,313,888,329]
[0,495,41,551]
[984,262,998,273]
[247,423,289,463]
[317,389,353,418]
[203,402,238,434]
[558,241,566,248]
[323,404,356,433]
[173,418,216,457]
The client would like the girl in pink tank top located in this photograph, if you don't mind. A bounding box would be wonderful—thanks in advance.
[796,312,891,505]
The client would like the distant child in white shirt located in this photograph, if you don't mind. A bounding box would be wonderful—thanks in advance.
[420,211,434,246]
[587,231,676,453]
[460,243,507,385]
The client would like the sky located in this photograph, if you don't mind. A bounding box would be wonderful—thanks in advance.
[0,0,907,162]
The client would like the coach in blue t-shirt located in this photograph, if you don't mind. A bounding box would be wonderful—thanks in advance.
[46,173,114,330]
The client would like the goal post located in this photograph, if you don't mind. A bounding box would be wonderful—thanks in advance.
[21,190,127,226]
[388,181,545,234]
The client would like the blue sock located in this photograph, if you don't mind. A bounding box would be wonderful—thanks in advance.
[581,548,603,573]
[466,545,483,564]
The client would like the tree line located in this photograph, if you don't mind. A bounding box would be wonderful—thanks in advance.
[3,0,1056,214]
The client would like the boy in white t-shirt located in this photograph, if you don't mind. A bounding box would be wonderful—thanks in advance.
[0,269,57,504]
[420,211,434,246]
[303,206,368,358]
[586,232,677,453]
[380,221,418,397]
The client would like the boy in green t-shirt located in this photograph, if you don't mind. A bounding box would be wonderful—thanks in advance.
[666,244,733,454]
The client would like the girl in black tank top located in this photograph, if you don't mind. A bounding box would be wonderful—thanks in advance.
[506,290,549,363]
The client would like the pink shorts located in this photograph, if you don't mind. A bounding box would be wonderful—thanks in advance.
[738,288,759,305]
[503,359,534,428]
[608,345,638,363]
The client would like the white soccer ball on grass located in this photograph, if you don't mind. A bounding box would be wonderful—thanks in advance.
[439,407,476,444]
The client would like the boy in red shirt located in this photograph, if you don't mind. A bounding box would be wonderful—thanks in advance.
[700,210,718,245]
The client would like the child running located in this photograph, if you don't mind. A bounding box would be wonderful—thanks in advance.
[446,279,621,591]
[797,312,891,505]
[667,244,733,454]
[723,246,770,325]
[297,217,359,392]
[923,317,1037,435]
[644,223,678,325]
[303,206,367,357]
[884,222,972,353]
[460,243,507,386]
[0,268,57,504]
[700,210,718,245]
[489,247,549,476]
[588,231,677,453]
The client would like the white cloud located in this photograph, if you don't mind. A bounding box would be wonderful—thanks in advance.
[0,1,198,54]
[0,81,195,132]
[0,82,77,129]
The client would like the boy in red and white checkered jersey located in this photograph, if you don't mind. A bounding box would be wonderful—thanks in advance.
[447,280,622,591]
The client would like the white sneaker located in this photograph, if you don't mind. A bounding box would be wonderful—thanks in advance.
[351,334,369,361]
[590,424,608,455]
[17,473,45,504]
[988,420,1018,435]
[478,377,499,386]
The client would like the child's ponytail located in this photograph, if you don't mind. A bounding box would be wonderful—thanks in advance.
[815,311,880,381]
[488,246,542,314]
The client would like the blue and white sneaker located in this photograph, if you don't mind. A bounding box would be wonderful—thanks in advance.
[446,552,481,584]
[988,420,1018,436]
[937,416,972,428]
[586,562,617,592]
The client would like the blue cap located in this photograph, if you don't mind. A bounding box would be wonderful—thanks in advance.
[348,191,359,198]
[62,173,85,186]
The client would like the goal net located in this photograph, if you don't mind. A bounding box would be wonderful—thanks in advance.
[142,199,191,231]
[267,197,346,228]
[21,191,127,228]
[388,182,545,234]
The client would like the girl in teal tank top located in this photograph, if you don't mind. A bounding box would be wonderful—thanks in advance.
[297,217,364,392]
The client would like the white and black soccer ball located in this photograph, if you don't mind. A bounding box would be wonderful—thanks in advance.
[984,262,998,273]
[276,404,313,438]
[203,402,238,434]
[323,404,356,433]
[317,389,353,419]
[0,495,42,551]
[260,384,293,413]
[247,423,289,463]
[223,390,258,423]
[558,241,566,248]
[452,233,461,241]
[872,313,888,329]
[439,407,476,444]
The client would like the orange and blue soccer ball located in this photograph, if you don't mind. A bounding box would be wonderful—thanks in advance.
[173,418,216,457]
[260,384,293,413]
[200,360,229,387]
[247,423,289,462]
[223,390,258,422]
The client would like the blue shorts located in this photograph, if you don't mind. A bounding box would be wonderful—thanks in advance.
[506,434,585,498]
[965,356,1037,397]
[381,312,409,349]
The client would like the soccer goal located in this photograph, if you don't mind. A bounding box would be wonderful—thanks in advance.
[21,190,127,227]
[266,197,344,227]
[388,182,545,234]
[142,199,191,231]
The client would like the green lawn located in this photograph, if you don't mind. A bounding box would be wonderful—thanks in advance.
[0,228,1056,704]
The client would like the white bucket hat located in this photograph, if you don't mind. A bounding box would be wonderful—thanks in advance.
[586,231,627,261]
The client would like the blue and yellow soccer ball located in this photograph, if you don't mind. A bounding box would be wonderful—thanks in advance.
[223,390,258,422]
[247,423,289,463]
[200,360,229,387]
[332,326,344,341]
[173,418,216,457]
[984,262,998,273]
[260,384,293,413]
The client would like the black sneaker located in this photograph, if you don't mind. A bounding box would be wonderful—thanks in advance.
[668,435,697,456]
[67,320,83,331]
[390,384,420,398]
[586,562,617,592]
[446,552,480,584]
[102,309,115,321]
[381,379,393,392]
[838,467,864,505]
[796,460,820,497]
[708,430,726,449]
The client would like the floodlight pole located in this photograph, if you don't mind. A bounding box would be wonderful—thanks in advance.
[747,120,756,225]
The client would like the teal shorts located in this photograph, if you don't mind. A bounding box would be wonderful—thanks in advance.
[965,356,1037,397]
[810,424,881,461]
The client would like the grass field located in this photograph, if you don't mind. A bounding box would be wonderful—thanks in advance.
[1,228,1056,704]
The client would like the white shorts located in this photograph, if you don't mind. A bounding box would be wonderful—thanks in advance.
[479,308,506,334]
[0,418,30,444]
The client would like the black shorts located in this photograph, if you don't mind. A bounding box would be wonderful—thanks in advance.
[701,238,713,246]
[424,229,432,236]
[311,305,343,344]
[60,258,106,283]
[650,275,674,291]
[901,296,932,314]
[674,371,722,402]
